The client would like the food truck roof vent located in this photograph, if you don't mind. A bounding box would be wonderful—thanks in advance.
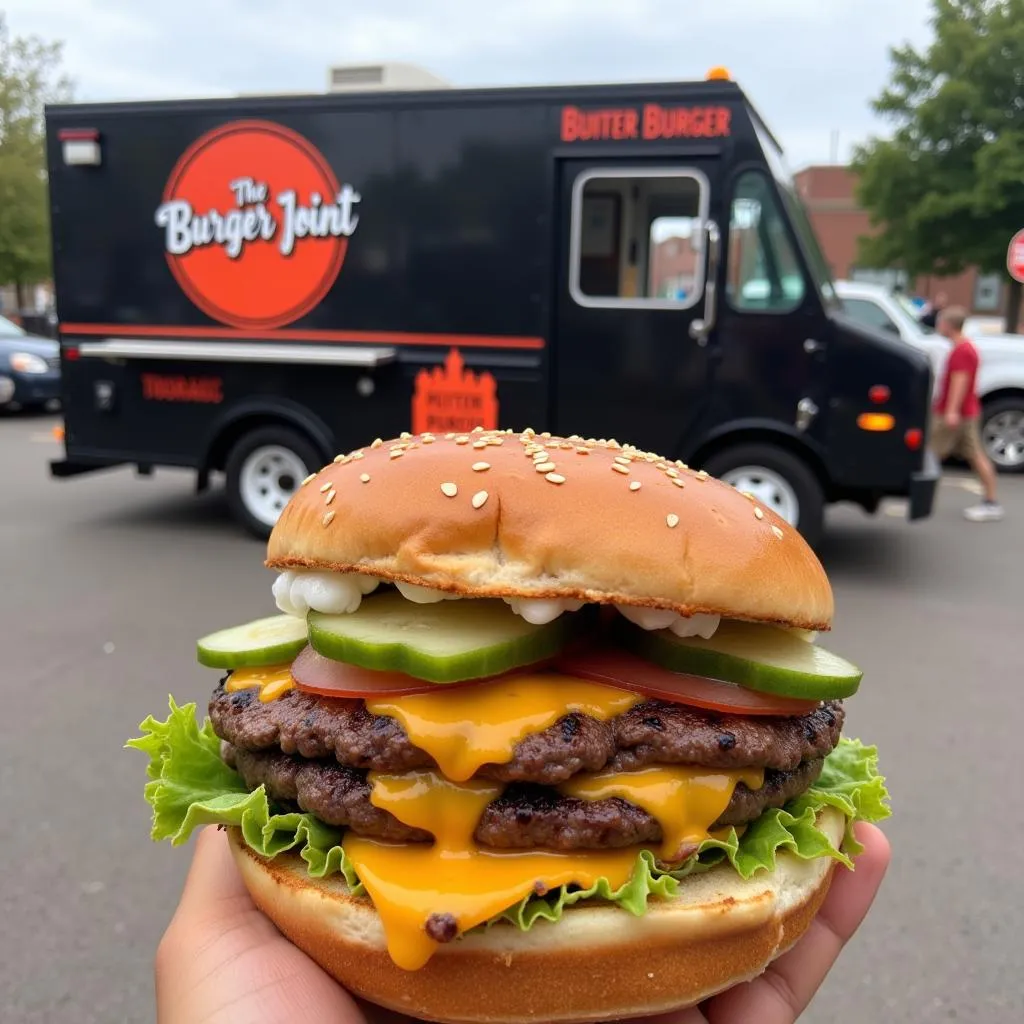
[327,62,451,92]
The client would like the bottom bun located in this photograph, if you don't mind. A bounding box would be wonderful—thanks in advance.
[229,807,844,1024]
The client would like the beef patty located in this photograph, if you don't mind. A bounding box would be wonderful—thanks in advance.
[225,744,824,855]
[210,684,844,783]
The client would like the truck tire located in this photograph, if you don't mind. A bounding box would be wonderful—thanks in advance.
[980,396,1024,473]
[701,443,825,550]
[225,426,323,539]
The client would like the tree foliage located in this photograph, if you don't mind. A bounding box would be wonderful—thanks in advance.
[852,0,1024,289]
[0,13,72,297]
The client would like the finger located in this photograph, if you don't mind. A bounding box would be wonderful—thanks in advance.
[704,822,891,1024]
[175,825,252,917]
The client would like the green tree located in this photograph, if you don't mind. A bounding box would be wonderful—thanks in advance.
[0,13,72,308]
[853,0,1024,328]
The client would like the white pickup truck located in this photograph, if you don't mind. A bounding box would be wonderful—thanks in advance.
[835,280,1024,473]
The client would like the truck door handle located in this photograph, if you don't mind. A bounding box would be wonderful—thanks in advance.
[689,220,721,348]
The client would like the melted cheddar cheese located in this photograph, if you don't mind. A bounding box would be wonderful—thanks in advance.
[225,664,295,702]
[558,765,764,860]
[343,770,641,970]
[365,674,642,781]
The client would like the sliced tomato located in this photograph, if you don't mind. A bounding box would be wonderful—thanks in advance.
[291,646,554,699]
[557,647,820,716]
[291,646,450,698]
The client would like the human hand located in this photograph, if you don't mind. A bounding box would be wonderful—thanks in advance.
[945,410,961,429]
[155,823,889,1024]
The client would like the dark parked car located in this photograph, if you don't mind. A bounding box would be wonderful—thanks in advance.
[0,314,61,412]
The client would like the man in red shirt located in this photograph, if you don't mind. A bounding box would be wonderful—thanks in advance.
[930,306,1003,521]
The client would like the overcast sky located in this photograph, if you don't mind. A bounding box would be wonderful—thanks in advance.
[7,0,934,167]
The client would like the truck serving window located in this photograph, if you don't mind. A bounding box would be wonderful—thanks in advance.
[570,169,708,309]
[726,171,806,313]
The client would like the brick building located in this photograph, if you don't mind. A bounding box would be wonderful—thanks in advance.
[793,164,1006,318]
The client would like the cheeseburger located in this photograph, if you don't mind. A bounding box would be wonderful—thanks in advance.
[131,428,888,1023]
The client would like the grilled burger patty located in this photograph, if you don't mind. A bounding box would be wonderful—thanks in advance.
[210,685,844,782]
[224,744,825,853]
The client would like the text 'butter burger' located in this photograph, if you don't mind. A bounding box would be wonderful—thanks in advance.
[130,427,889,1023]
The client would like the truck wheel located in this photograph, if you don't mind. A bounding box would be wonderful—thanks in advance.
[702,443,825,549]
[980,397,1024,473]
[225,426,323,539]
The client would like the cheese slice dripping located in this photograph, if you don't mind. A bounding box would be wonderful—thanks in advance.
[224,664,295,703]
[558,766,765,861]
[343,770,640,971]
[365,674,642,781]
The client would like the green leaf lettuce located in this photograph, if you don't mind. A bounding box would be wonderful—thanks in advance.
[127,698,890,930]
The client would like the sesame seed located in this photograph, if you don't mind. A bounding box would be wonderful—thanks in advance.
[422,435,436,444]
[541,431,552,438]
[696,470,709,481]
[472,490,489,509]
[614,455,632,465]
[524,427,536,436]
[360,473,371,483]
[666,513,680,528]
[472,426,484,433]
[576,447,591,455]
[333,454,346,464]
[397,431,410,440]
[754,507,765,520]
[741,490,756,501]
[352,452,365,460]
[441,482,458,497]
[455,436,469,445]
[559,442,573,450]
[677,460,689,469]
[666,468,679,478]
[390,450,403,460]
[319,482,333,493]
[325,490,336,505]
[302,473,317,486]
[608,439,620,448]
[672,478,685,488]
[490,438,505,446]
[772,525,784,539]
[536,461,556,473]
[629,481,642,492]
[322,510,336,527]
[611,464,630,475]
[445,433,456,440]
[371,438,383,449]
[473,440,488,449]
[472,462,491,472]
[546,472,566,484]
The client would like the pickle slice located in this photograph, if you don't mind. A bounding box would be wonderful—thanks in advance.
[197,614,308,669]
[307,592,574,683]
[621,619,862,700]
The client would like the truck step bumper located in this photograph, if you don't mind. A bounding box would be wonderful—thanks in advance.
[49,458,125,479]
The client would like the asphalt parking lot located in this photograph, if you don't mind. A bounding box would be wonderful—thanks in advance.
[1,411,1021,1024]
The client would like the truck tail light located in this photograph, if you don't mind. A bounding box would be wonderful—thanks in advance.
[857,412,895,432]
[64,346,80,361]
[58,128,102,166]
[905,428,923,450]
[868,385,890,404]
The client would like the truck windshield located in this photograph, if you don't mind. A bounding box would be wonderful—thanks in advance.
[749,112,838,310]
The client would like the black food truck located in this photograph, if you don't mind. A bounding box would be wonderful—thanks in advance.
[45,67,938,546]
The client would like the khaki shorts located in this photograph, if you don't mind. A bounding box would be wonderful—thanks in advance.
[930,415,984,462]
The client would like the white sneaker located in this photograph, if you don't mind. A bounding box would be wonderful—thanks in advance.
[964,502,1004,522]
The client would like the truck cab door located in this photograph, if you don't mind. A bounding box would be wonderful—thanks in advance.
[552,159,722,453]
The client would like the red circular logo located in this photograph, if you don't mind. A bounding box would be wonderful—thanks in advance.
[156,120,358,330]
[1008,229,1024,285]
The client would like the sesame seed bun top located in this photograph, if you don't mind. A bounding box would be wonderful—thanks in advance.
[266,428,834,630]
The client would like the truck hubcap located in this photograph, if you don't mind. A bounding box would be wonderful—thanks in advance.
[239,445,309,527]
[719,466,800,525]
[982,410,1024,468]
